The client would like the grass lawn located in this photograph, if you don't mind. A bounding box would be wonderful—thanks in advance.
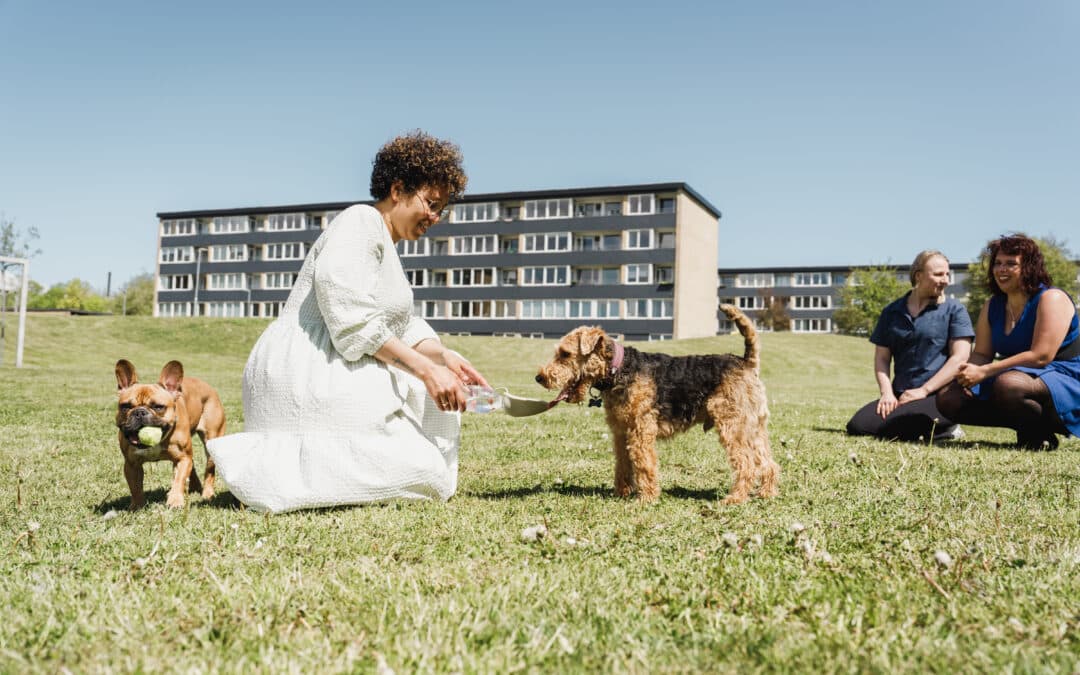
[1,314,1078,672]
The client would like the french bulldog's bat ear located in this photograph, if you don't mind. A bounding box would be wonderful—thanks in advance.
[159,360,184,394]
[116,359,138,389]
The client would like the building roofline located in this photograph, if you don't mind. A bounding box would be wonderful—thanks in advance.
[156,182,721,220]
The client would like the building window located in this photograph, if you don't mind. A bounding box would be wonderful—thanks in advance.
[451,301,494,319]
[263,272,297,290]
[205,302,245,318]
[210,216,249,234]
[523,199,571,220]
[161,219,195,236]
[450,235,497,255]
[575,268,621,285]
[658,231,676,249]
[737,296,767,310]
[450,268,495,287]
[625,229,653,250]
[627,194,655,215]
[323,211,340,229]
[574,202,604,217]
[625,264,652,284]
[211,244,247,262]
[158,275,191,291]
[655,266,674,284]
[793,272,831,287]
[417,300,446,319]
[264,243,304,260]
[658,198,676,214]
[160,246,194,263]
[158,302,191,317]
[521,232,571,252]
[792,318,832,333]
[521,300,567,319]
[208,273,245,290]
[625,299,672,319]
[569,299,620,319]
[399,239,430,257]
[266,213,305,231]
[493,300,516,318]
[735,273,774,288]
[257,302,284,318]
[791,295,831,309]
[452,202,498,223]
[404,269,427,287]
[521,266,569,286]
[500,269,518,286]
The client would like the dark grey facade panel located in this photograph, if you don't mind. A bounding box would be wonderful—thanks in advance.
[161,230,323,247]
[412,285,675,301]
[429,318,674,337]
[401,248,675,270]
[433,212,676,237]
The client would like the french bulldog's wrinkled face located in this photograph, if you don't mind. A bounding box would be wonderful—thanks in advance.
[115,360,182,448]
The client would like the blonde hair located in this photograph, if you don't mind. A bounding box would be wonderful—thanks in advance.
[909,250,948,287]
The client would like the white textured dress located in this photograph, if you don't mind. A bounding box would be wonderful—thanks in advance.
[206,204,460,513]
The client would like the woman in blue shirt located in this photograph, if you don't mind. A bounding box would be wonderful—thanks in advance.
[847,251,975,441]
[937,234,1080,450]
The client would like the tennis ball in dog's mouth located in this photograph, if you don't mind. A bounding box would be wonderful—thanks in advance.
[137,426,163,446]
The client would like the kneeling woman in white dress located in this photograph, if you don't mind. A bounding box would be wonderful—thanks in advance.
[208,131,489,513]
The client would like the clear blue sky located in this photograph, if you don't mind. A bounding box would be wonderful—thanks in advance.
[1,0,1077,290]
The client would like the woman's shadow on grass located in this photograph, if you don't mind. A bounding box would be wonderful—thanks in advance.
[95,489,242,513]
[811,425,1029,450]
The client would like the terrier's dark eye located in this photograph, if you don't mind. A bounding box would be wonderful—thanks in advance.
[557,348,571,359]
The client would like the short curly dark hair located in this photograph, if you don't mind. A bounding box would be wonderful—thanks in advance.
[369,130,467,202]
[985,233,1052,296]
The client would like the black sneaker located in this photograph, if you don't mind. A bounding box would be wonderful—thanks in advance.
[1016,432,1059,451]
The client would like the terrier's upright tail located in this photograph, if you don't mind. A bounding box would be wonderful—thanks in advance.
[719,304,760,372]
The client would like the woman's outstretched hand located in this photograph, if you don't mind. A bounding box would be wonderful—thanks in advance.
[444,350,490,388]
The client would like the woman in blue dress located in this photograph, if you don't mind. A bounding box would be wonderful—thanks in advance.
[937,234,1080,449]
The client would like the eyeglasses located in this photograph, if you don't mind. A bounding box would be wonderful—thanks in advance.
[414,192,450,221]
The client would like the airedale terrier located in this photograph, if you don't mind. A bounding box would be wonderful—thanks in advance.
[535,304,779,504]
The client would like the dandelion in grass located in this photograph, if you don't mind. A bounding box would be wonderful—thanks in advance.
[521,524,547,542]
[722,532,739,548]
[790,522,805,534]
[934,550,953,569]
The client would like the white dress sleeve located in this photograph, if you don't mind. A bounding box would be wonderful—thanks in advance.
[313,210,393,361]
[402,316,438,347]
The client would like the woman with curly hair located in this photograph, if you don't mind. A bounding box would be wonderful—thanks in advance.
[209,130,490,512]
[937,234,1080,449]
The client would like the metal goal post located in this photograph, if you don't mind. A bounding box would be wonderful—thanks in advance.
[0,256,30,368]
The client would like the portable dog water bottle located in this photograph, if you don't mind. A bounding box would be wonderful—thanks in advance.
[465,385,501,413]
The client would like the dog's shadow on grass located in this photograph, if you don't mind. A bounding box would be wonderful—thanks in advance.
[470,483,720,501]
[94,489,242,513]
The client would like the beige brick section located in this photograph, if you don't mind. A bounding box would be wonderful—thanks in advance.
[672,191,719,338]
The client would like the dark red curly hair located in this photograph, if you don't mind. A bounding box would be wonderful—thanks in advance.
[985,233,1052,296]
[369,130,467,202]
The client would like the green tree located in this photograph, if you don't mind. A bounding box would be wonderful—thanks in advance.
[963,234,1080,319]
[834,266,908,336]
[29,279,109,312]
[111,273,155,315]
[1,215,42,310]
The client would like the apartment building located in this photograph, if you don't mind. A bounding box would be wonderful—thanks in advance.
[154,182,722,340]
[717,263,972,333]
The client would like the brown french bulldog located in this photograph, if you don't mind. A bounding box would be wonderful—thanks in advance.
[115,359,226,510]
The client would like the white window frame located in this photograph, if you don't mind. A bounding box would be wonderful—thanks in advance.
[158,274,192,291]
[418,300,446,319]
[161,219,195,237]
[625,229,654,250]
[569,299,621,319]
[521,299,567,319]
[449,267,496,287]
[624,263,652,284]
[263,242,304,261]
[792,318,832,333]
[791,295,832,309]
[266,213,305,231]
[735,273,774,288]
[209,244,247,262]
[160,246,194,263]
[207,273,246,290]
[521,265,570,286]
[399,239,430,257]
[205,301,245,318]
[521,232,571,253]
[210,216,250,234]
[792,272,832,287]
[627,194,655,215]
[737,296,767,310]
[157,302,192,317]
[404,269,427,287]
[263,272,297,290]
[450,235,497,255]
[522,199,571,220]
[451,202,498,223]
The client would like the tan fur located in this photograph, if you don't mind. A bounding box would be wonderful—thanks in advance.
[536,308,779,504]
[115,359,226,510]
